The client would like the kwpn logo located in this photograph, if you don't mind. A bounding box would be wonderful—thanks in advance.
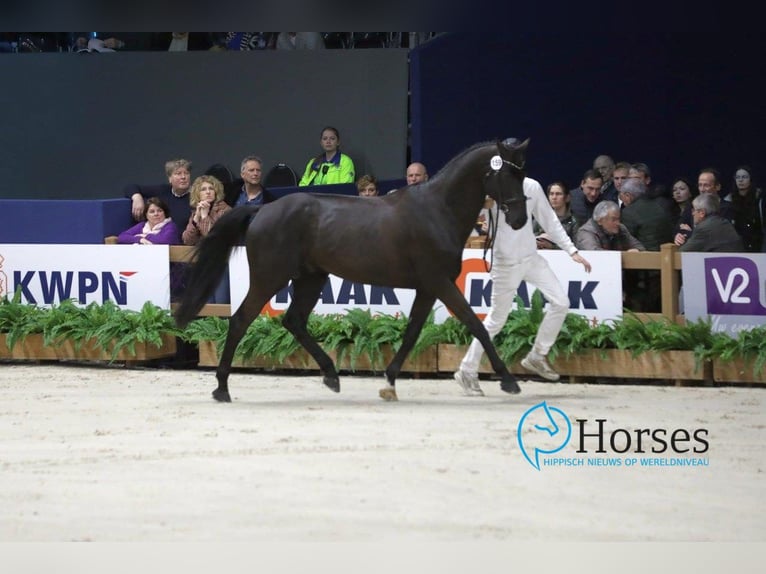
[517,401,572,470]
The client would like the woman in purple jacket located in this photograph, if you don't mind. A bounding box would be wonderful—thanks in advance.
[117,197,179,245]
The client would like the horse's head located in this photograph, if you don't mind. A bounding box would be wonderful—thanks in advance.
[484,138,529,230]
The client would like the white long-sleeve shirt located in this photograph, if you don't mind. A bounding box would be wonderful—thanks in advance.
[492,177,578,263]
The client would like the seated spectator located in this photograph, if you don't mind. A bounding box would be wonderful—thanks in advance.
[182,176,232,303]
[569,168,604,226]
[722,165,762,252]
[406,162,429,185]
[150,32,215,51]
[222,32,269,50]
[680,194,743,252]
[72,33,151,52]
[182,175,232,244]
[123,159,193,227]
[593,155,618,202]
[575,201,645,251]
[228,155,277,207]
[276,32,325,50]
[619,178,674,251]
[356,175,379,197]
[117,197,179,245]
[298,126,355,186]
[534,181,578,249]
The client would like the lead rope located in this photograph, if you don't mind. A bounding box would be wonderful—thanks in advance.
[482,201,499,272]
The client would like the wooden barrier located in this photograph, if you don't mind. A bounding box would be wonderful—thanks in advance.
[169,243,686,322]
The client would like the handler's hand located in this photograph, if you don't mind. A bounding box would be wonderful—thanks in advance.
[572,252,592,273]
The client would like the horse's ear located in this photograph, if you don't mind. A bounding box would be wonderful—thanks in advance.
[517,138,530,152]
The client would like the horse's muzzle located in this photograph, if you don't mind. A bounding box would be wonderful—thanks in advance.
[500,204,527,230]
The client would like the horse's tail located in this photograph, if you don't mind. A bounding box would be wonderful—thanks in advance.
[174,205,261,328]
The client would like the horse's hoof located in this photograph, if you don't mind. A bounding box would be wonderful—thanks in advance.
[500,379,521,394]
[378,387,398,402]
[323,376,340,393]
[212,389,232,402]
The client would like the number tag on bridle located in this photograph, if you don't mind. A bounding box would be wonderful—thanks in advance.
[490,155,503,171]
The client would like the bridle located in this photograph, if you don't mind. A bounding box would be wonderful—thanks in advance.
[481,148,528,271]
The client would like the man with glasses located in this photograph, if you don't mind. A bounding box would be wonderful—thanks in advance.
[680,193,742,252]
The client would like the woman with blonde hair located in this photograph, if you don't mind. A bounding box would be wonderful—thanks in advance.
[182,175,232,303]
[182,175,231,245]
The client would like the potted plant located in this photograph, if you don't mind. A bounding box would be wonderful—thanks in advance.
[0,295,178,362]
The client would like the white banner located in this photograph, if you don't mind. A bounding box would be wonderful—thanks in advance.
[229,248,623,324]
[0,244,171,310]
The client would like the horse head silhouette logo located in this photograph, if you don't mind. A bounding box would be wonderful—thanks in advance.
[517,401,572,470]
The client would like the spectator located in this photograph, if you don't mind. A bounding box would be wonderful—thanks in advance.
[620,177,673,311]
[670,177,697,241]
[222,32,269,50]
[680,194,743,252]
[229,155,277,207]
[593,155,618,202]
[72,33,151,52]
[117,197,179,245]
[619,178,674,251]
[534,181,578,249]
[276,32,325,50]
[453,147,592,395]
[298,126,355,186]
[182,175,232,303]
[182,175,232,244]
[150,33,215,51]
[676,167,729,248]
[123,159,193,229]
[356,175,379,197]
[722,165,762,252]
[575,201,645,251]
[569,168,604,226]
[406,162,429,185]
[612,162,630,191]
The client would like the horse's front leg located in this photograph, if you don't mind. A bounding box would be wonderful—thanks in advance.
[380,293,436,402]
[283,274,340,392]
[435,281,521,394]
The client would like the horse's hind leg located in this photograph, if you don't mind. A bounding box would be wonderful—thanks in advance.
[434,280,520,394]
[281,273,340,392]
[380,292,436,401]
[213,289,271,402]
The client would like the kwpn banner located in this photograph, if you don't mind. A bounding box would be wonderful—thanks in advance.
[682,253,766,335]
[229,248,623,323]
[0,244,171,310]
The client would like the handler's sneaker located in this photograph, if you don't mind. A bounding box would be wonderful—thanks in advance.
[521,351,560,381]
[454,370,484,397]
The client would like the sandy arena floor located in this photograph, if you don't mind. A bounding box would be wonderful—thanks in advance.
[0,363,764,542]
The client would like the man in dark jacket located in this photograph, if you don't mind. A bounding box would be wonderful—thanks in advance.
[620,178,674,251]
[680,194,744,252]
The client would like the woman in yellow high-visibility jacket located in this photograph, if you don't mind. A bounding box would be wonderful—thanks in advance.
[298,126,355,186]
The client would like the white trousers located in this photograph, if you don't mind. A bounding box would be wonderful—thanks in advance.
[459,253,570,376]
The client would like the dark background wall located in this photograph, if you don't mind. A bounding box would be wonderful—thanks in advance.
[411,31,764,192]
[0,49,409,199]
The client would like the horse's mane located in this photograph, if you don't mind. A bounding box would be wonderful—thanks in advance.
[425,140,498,186]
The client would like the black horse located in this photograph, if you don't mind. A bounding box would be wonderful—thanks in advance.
[176,138,530,402]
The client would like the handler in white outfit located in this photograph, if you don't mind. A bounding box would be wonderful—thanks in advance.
[454,175,592,396]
